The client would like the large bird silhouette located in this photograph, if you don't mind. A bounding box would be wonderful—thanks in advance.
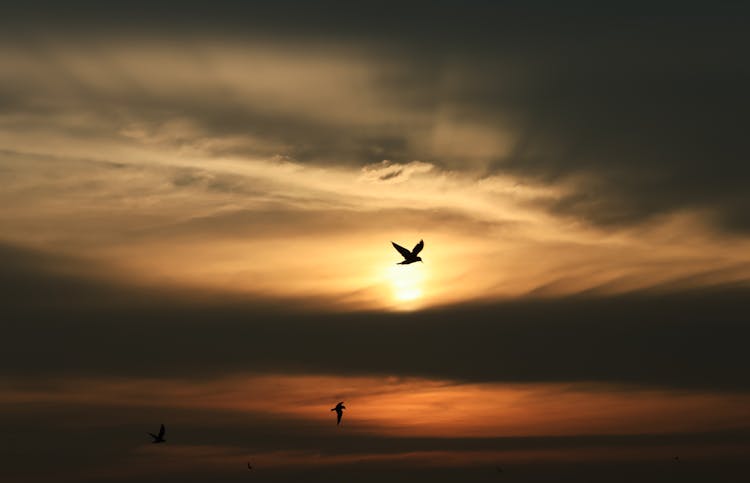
[331,401,346,425]
[147,424,166,443]
[392,239,424,264]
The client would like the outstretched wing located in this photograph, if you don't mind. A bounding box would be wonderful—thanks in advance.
[411,239,424,256]
[158,424,165,438]
[391,242,412,259]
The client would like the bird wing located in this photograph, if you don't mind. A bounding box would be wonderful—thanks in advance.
[337,411,342,424]
[392,242,411,259]
[411,239,424,256]
[158,424,165,438]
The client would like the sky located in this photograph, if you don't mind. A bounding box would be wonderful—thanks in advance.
[2,2,750,482]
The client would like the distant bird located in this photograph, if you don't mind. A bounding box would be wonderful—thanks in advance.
[331,401,346,425]
[496,466,504,473]
[392,239,424,264]
[147,424,166,443]
[247,462,253,470]
[674,456,680,462]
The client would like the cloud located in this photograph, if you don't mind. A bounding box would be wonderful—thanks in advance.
[2,243,750,390]
[6,375,750,439]
[3,372,750,482]
[4,140,749,313]
[2,6,749,234]
[2,5,750,482]
[360,160,434,184]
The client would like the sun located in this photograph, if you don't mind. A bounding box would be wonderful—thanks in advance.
[387,263,426,304]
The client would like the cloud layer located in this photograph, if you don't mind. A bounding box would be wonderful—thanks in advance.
[2,3,750,481]
[2,3,748,232]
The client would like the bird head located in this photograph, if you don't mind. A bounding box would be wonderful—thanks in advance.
[417,257,423,263]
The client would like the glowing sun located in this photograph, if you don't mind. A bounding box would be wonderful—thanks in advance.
[388,263,426,304]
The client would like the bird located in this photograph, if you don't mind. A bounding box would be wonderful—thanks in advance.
[247,462,253,470]
[147,424,166,443]
[331,401,346,425]
[392,239,424,264]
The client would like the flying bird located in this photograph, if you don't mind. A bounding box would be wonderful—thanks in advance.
[331,401,346,425]
[247,462,253,470]
[147,424,166,443]
[392,239,424,264]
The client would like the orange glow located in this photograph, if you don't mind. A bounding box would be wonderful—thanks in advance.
[3,375,749,439]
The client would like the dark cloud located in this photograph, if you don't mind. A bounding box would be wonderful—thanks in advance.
[3,243,749,390]
[491,46,750,230]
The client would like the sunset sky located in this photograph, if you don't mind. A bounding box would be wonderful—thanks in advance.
[2,2,750,482]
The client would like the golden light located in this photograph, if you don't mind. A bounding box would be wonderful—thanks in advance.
[387,263,427,305]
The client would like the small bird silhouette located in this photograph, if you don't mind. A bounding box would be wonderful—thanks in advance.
[674,456,680,462]
[392,239,424,264]
[247,462,253,470]
[147,424,166,443]
[331,401,346,425]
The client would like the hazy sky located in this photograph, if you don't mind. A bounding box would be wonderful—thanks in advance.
[2,2,750,482]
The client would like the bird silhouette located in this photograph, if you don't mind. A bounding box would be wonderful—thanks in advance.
[147,424,166,443]
[331,401,346,425]
[392,240,424,264]
[247,462,253,470]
